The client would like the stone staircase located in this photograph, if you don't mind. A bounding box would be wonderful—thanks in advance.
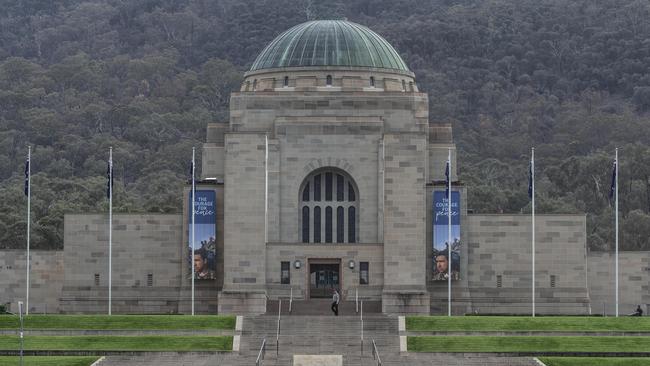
[233,312,398,366]
[99,300,541,365]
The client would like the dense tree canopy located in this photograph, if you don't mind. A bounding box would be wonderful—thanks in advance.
[1,0,649,250]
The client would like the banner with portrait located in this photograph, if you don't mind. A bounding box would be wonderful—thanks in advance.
[188,190,216,280]
[433,190,460,281]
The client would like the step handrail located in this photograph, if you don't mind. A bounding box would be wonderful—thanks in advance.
[255,338,266,366]
[289,287,293,314]
[276,299,281,356]
[360,300,364,355]
[355,287,358,313]
[371,339,382,366]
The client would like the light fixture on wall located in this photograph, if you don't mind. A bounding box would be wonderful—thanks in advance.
[294,260,302,269]
[348,260,355,270]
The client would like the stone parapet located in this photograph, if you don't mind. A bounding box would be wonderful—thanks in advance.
[382,290,430,315]
[218,290,267,315]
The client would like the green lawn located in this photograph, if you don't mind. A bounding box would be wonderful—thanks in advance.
[0,335,232,351]
[407,336,650,353]
[406,316,650,332]
[0,315,235,330]
[0,357,99,366]
[540,357,650,366]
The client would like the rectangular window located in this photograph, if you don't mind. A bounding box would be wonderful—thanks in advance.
[302,207,310,243]
[147,273,153,287]
[94,273,100,286]
[550,275,556,288]
[325,172,332,201]
[314,207,321,243]
[325,206,333,243]
[281,261,290,284]
[337,206,344,243]
[336,174,344,201]
[496,275,502,288]
[314,174,321,201]
[360,262,369,285]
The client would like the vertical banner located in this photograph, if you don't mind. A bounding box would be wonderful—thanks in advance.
[189,190,216,280]
[433,191,460,280]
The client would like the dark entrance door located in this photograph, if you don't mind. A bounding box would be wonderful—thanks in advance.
[309,263,340,298]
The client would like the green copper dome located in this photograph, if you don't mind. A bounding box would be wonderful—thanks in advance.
[250,20,409,72]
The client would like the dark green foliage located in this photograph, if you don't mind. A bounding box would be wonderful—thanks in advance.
[1,0,649,250]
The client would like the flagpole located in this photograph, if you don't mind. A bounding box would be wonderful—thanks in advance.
[531,147,535,318]
[108,147,112,316]
[26,146,31,316]
[191,147,196,316]
[615,148,619,317]
[447,148,452,317]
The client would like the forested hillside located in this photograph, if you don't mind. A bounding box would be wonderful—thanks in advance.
[1,0,649,250]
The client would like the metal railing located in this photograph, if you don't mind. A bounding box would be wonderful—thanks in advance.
[276,299,281,356]
[289,287,293,314]
[255,338,266,366]
[371,339,382,366]
[355,288,359,313]
[360,300,364,355]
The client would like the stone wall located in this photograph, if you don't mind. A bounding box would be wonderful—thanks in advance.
[428,214,590,315]
[60,213,206,314]
[0,250,63,313]
[588,251,650,316]
[241,66,417,93]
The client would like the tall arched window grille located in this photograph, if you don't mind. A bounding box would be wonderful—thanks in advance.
[300,169,358,243]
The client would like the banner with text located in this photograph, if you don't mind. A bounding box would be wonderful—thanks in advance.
[189,190,216,280]
[433,190,460,281]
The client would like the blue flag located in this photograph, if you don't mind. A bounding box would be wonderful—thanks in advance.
[24,158,29,196]
[609,161,616,199]
[106,161,112,199]
[528,161,533,199]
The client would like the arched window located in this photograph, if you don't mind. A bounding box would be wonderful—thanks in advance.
[326,75,332,86]
[300,169,358,243]
[253,79,257,91]
[409,81,414,92]
[284,76,289,87]
[245,81,250,91]
[401,80,406,91]
[370,76,375,87]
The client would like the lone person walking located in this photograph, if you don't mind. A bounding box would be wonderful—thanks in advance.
[331,289,340,316]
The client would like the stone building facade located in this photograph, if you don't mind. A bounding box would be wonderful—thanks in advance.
[1,20,648,315]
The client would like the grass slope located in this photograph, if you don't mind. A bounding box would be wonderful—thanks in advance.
[406,316,650,332]
[0,315,235,330]
[540,358,650,366]
[0,335,232,351]
[408,336,650,353]
[0,356,99,366]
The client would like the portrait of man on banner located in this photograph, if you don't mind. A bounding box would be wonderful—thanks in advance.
[189,190,216,280]
[433,190,460,281]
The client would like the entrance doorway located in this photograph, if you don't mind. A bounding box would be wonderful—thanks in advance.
[309,261,340,298]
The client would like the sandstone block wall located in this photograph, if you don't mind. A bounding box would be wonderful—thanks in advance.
[455,214,590,314]
[222,133,267,296]
[61,213,191,314]
[0,250,63,313]
[588,251,650,315]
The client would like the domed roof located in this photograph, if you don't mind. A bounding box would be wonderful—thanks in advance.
[249,20,409,72]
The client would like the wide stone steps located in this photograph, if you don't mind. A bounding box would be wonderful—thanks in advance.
[229,314,399,365]
[99,313,540,365]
